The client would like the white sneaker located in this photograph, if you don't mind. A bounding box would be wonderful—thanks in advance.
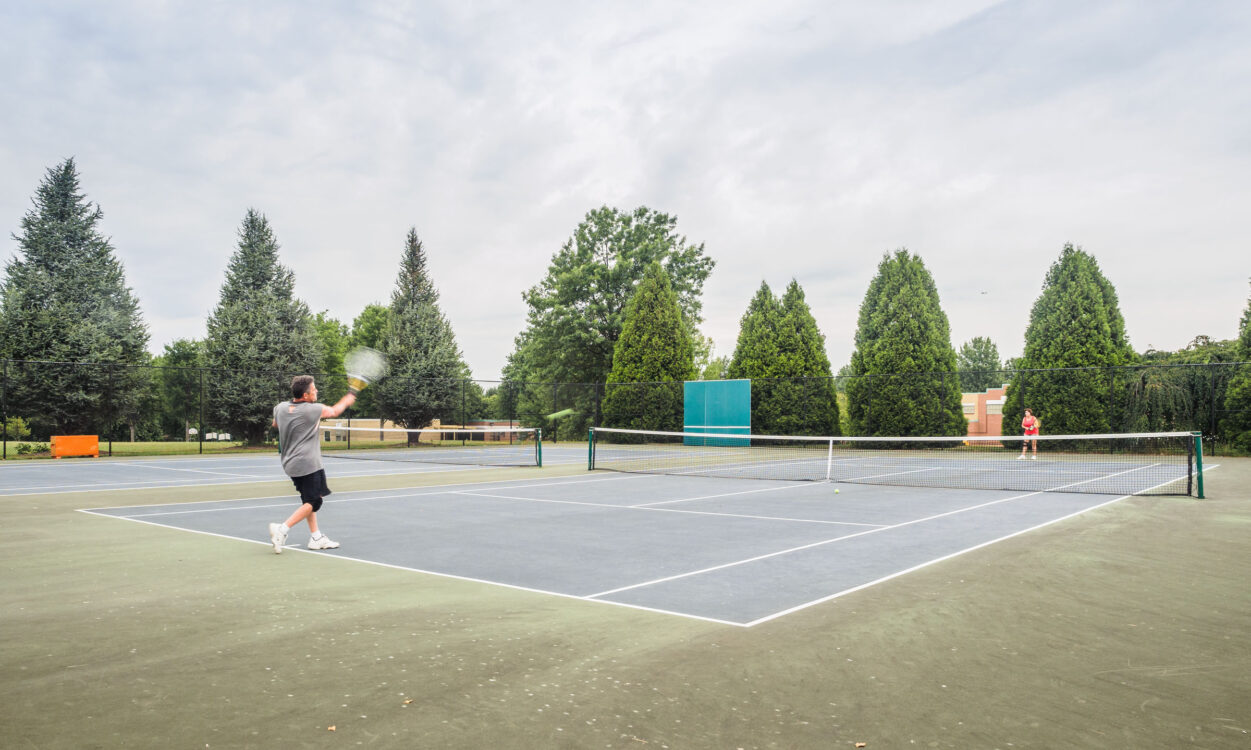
[1031,454,1037,460]
[268,523,288,554]
[1017,454,1025,460]
[308,535,340,550]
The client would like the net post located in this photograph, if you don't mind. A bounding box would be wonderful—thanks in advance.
[1192,431,1204,499]
[536,427,542,467]
[587,428,594,470]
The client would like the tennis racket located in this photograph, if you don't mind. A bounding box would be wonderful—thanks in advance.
[344,346,388,393]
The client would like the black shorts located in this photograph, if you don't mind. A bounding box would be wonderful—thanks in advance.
[291,469,331,511]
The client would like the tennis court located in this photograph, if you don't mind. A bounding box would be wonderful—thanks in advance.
[0,440,588,496]
[4,443,1249,748]
[79,458,1199,626]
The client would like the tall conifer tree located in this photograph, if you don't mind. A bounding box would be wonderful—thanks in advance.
[1,158,149,435]
[728,282,783,381]
[727,281,839,435]
[778,281,840,435]
[601,263,695,431]
[846,250,965,437]
[1001,244,1136,436]
[374,229,473,432]
[203,209,321,443]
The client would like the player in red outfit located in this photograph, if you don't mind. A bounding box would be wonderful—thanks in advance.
[1019,408,1040,460]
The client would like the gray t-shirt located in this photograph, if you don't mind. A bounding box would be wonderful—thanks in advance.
[274,401,325,477]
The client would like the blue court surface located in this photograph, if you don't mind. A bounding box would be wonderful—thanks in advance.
[0,444,589,496]
[77,469,1153,627]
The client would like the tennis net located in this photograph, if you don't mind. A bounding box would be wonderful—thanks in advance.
[320,425,541,467]
[588,428,1199,496]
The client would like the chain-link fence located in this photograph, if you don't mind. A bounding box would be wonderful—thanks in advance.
[4,359,1251,458]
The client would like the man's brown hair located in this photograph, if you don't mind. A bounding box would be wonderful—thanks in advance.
[291,375,315,399]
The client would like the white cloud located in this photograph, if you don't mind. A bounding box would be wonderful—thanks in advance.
[2,0,1248,377]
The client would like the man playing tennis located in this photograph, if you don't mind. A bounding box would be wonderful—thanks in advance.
[1018,408,1040,460]
[267,376,355,553]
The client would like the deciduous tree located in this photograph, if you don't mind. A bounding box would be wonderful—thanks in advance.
[1223,281,1251,450]
[957,337,1004,393]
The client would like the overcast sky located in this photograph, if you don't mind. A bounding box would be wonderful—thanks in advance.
[2,1,1249,380]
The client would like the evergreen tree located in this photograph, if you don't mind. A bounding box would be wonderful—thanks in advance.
[0,158,150,436]
[728,282,784,382]
[727,281,839,435]
[1001,244,1135,437]
[373,228,471,433]
[845,250,966,437]
[601,263,695,431]
[778,281,840,435]
[957,337,1004,393]
[203,210,321,443]
[1223,281,1251,450]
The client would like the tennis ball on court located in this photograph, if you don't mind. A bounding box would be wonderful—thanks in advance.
[835,489,840,494]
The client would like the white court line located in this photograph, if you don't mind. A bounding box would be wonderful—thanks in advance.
[2,459,546,496]
[77,464,1223,627]
[584,463,1189,600]
[453,488,884,528]
[633,481,829,507]
[102,462,261,478]
[743,464,1224,626]
[74,508,746,628]
[80,472,652,515]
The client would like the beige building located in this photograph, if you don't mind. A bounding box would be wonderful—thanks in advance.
[962,384,1008,438]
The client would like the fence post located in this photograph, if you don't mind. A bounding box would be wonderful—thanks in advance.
[199,368,205,455]
[1108,367,1116,435]
[1,359,7,460]
[866,374,873,434]
[1209,368,1219,448]
[107,364,115,457]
